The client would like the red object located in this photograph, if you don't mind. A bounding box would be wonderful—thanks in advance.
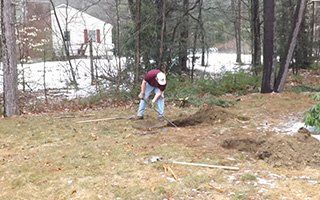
[84,29,88,43]
[144,69,166,91]
[96,29,101,43]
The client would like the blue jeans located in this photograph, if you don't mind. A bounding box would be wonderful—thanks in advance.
[137,83,165,117]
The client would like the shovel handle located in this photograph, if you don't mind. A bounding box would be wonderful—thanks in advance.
[141,98,178,128]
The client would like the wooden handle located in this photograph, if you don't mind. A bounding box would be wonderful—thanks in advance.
[169,161,239,171]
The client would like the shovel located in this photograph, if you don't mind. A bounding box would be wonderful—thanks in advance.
[141,98,178,128]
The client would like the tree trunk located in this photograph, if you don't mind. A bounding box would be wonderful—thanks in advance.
[179,0,189,73]
[199,0,205,67]
[200,33,205,66]
[311,1,315,52]
[191,0,203,82]
[43,49,48,104]
[191,29,198,83]
[251,0,261,73]
[134,0,141,84]
[232,0,242,63]
[89,40,95,85]
[116,0,122,90]
[1,0,20,116]
[158,0,166,71]
[310,1,315,57]
[275,0,307,92]
[261,0,276,93]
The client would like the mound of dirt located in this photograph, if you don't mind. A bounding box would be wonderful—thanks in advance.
[222,128,320,167]
[171,106,245,127]
[221,137,266,152]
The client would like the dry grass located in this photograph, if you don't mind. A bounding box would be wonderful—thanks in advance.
[0,93,320,199]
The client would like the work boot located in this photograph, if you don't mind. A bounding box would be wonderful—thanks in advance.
[132,115,144,120]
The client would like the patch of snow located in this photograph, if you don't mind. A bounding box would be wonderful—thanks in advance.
[67,180,73,185]
[258,117,319,140]
[271,121,305,135]
[258,188,269,194]
[311,134,320,141]
[257,178,276,188]
[0,58,125,99]
[190,52,251,74]
[0,52,251,100]
[166,177,176,183]
[268,173,286,180]
[293,176,319,185]
[227,175,236,183]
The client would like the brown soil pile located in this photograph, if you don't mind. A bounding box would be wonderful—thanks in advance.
[171,106,245,127]
[222,128,320,167]
[221,137,266,152]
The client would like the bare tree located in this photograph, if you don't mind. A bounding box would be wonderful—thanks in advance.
[89,39,95,84]
[134,0,141,84]
[49,0,77,86]
[179,0,189,73]
[43,47,48,103]
[191,0,203,82]
[275,0,307,92]
[115,0,122,90]
[1,0,20,116]
[231,0,242,63]
[251,0,261,73]
[158,0,166,71]
[199,0,205,67]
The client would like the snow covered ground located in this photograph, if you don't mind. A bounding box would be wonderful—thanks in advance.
[190,51,252,74]
[0,52,251,99]
[1,58,124,99]
[258,116,320,141]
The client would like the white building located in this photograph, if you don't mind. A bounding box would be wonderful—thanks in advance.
[51,4,114,57]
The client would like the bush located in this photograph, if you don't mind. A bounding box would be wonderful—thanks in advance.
[165,71,258,107]
[304,103,320,132]
[218,70,260,95]
[312,93,320,101]
[290,85,320,93]
[309,62,320,70]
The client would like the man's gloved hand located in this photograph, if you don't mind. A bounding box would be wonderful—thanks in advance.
[138,92,144,99]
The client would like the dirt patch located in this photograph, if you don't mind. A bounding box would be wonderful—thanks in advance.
[222,128,320,167]
[257,128,320,167]
[171,106,247,127]
[221,137,266,152]
[132,119,167,131]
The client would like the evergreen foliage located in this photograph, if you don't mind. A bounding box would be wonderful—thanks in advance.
[305,103,320,132]
[166,71,259,107]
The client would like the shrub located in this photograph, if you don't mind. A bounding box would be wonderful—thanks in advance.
[218,70,260,95]
[304,103,320,132]
[312,93,320,101]
[165,72,257,107]
[197,78,222,96]
[290,85,320,93]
